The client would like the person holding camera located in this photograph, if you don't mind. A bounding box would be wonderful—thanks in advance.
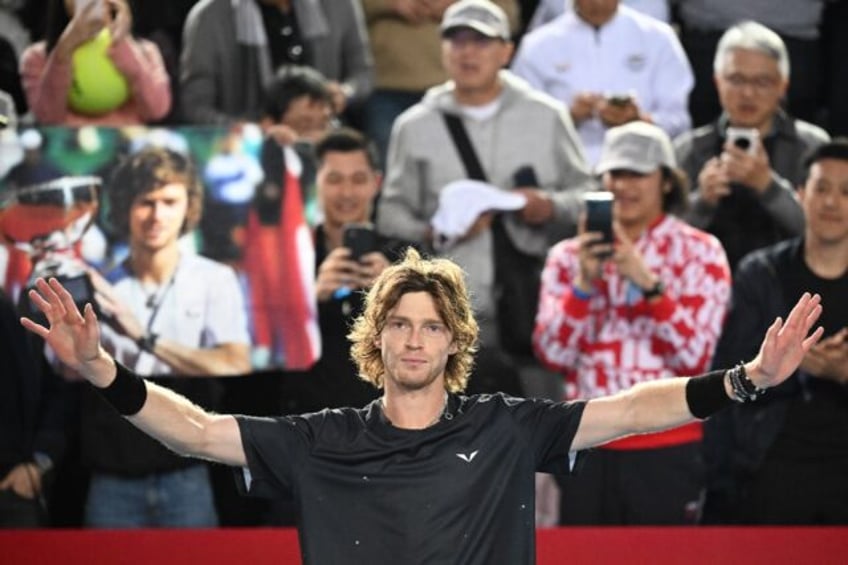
[511,0,693,166]
[304,128,415,411]
[701,139,848,524]
[674,21,830,270]
[534,121,731,524]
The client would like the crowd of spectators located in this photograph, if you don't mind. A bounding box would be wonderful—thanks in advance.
[1,0,846,529]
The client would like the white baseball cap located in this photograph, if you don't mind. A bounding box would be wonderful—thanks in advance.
[441,0,510,40]
[595,121,677,175]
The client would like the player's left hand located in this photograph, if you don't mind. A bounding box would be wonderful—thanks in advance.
[745,292,824,389]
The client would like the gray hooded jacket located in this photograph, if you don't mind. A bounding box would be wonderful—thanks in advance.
[377,71,593,326]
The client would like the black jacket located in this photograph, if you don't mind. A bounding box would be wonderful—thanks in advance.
[702,238,839,523]
[0,291,74,477]
[298,225,415,412]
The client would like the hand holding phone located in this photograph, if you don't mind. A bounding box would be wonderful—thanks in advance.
[600,93,638,127]
[513,165,539,189]
[725,127,759,156]
[343,223,378,262]
[575,192,614,286]
[606,93,633,107]
[584,192,614,246]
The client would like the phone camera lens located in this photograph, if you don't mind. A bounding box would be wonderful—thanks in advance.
[734,137,750,150]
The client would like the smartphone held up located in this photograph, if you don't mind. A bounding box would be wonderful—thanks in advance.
[605,93,634,107]
[584,192,614,242]
[726,127,759,155]
[584,192,614,258]
[342,223,378,262]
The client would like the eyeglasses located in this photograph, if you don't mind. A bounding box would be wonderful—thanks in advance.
[721,73,782,92]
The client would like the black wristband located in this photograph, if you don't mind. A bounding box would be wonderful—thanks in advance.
[685,370,734,419]
[96,361,148,416]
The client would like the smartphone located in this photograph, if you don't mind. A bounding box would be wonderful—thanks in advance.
[606,93,633,107]
[584,192,614,246]
[343,223,378,262]
[726,127,759,155]
[512,165,539,188]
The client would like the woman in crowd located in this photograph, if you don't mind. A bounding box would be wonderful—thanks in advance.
[20,0,170,125]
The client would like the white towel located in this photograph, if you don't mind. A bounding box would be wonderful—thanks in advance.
[430,180,526,250]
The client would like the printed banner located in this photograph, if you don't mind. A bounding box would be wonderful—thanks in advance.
[0,125,321,373]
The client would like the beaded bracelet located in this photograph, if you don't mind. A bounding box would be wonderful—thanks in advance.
[726,362,766,403]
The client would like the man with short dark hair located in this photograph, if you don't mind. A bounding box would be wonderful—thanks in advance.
[300,128,413,410]
[702,139,848,524]
[261,65,335,147]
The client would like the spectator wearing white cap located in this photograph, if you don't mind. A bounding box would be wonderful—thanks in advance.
[511,0,693,166]
[534,121,731,524]
[378,0,593,354]
[361,0,519,169]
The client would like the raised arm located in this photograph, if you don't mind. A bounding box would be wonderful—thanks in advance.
[571,292,824,451]
[20,277,246,467]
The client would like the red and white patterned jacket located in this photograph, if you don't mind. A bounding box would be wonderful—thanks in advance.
[534,215,731,449]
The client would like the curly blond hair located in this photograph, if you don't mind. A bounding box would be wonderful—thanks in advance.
[348,248,479,393]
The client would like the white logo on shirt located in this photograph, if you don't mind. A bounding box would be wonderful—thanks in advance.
[456,450,479,463]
